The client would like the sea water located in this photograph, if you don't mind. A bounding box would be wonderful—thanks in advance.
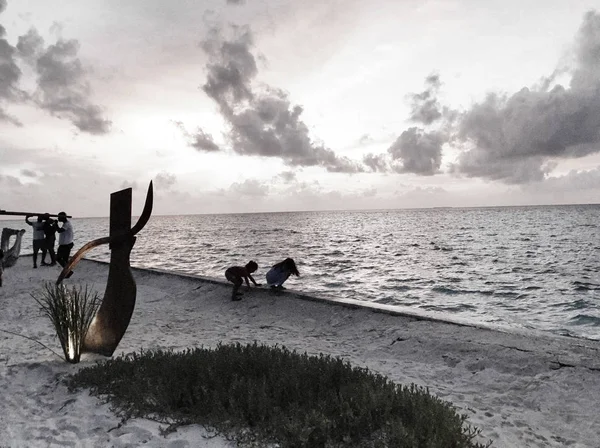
[3,205,599,340]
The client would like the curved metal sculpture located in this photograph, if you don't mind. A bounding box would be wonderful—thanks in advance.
[1,228,26,268]
[57,181,153,356]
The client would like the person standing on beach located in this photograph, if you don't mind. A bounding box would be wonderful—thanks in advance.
[42,214,58,266]
[25,215,46,268]
[56,212,74,269]
[225,261,260,301]
[266,258,300,289]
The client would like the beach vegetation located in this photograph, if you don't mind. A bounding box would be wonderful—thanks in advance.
[68,342,490,447]
[32,282,101,363]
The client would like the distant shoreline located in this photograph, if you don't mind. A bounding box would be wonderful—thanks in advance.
[2,202,599,220]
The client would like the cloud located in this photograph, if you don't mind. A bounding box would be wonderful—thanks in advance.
[362,153,388,172]
[226,0,244,4]
[200,26,363,173]
[0,4,111,134]
[20,169,37,178]
[408,73,443,125]
[451,10,600,183]
[277,170,296,183]
[229,178,269,197]
[120,180,138,190]
[174,121,220,152]
[0,173,22,187]
[154,171,177,190]
[0,4,24,123]
[29,38,112,134]
[15,27,44,59]
[388,128,444,175]
[362,126,444,176]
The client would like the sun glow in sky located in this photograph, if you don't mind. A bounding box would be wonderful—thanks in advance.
[1,0,599,217]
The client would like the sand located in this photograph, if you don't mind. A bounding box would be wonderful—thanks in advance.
[1,257,599,448]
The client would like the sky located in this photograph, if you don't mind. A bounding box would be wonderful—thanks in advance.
[1,0,600,217]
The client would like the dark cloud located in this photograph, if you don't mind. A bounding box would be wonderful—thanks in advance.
[388,127,444,175]
[362,153,388,172]
[189,128,220,152]
[200,26,363,173]
[0,7,110,134]
[408,73,442,125]
[226,0,244,5]
[20,169,37,178]
[362,127,444,175]
[31,38,111,134]
[16,28,44,59]
[452,10,600,183]
[0,4,24,123]
[278,170,296,183]
[174,121,220,152]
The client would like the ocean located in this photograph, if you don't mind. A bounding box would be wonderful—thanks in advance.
[2,204,599,340]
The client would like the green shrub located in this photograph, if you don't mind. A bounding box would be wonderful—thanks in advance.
[33,282,101,363]
[68,342,490,447]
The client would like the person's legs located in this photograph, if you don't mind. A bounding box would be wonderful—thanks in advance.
[46,239,56,265]
[225,270,243,301]
[56,244,68,267]
[41,242,48,265]
[56,242,74,278]
[32,240,43,268]
[64,242,73,262]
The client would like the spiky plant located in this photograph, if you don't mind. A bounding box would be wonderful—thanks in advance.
[33,282,102,363]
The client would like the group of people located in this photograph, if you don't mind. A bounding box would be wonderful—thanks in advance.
[25,212,74,269]
[225,258,300,301]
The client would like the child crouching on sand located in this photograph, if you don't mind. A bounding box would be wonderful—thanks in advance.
[225,260,260,301]
[266,258,299,290]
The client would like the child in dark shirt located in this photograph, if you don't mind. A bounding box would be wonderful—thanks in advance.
[224,260,260,301]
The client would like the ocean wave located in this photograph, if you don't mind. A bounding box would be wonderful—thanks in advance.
[570,314,600,326]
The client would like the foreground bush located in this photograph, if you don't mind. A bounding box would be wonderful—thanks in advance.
[68,343,490,447]
[33,282,101,363]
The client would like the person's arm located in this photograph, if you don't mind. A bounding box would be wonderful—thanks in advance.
[25,215,32,226]
[57,221,68,233]
[248,274,259,286]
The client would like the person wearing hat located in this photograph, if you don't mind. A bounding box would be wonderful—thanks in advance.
[56,211,74,269]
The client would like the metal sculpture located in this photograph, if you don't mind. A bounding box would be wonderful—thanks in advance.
[57,181,153,356]
[0,228,26,268]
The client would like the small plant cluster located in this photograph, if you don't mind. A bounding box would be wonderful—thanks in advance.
[33,282,101,363]
[68,342,490,447]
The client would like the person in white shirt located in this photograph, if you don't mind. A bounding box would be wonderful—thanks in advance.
[25,214,47,268]
[56,211,74,269]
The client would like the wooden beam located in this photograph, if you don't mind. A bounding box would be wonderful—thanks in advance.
[0,210,72,218]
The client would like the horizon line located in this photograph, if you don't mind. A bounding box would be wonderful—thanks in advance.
[1,202,599,220]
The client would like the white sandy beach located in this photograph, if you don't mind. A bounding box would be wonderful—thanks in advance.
[1,257,600,448]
